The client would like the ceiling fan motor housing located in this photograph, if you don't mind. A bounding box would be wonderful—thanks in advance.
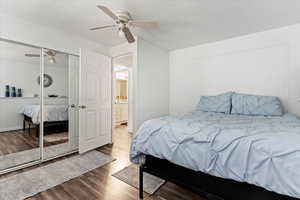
[91,6,144,43]
[116,11,132,23]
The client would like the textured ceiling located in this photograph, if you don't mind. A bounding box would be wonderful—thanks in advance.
[1,0,300,50]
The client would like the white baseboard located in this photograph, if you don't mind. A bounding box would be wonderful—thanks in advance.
[0,126,23,133]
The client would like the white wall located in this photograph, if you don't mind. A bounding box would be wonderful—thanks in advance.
[0,14,108,56]
[135,38,170,130]
[170,23,300,116]
[0,59,68,98]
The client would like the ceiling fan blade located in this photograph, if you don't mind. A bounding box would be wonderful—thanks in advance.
[122,27,135,43]
[24,54,40,57]
[129,20,158,28]
[97,5,119,21]
[89,25,116,31]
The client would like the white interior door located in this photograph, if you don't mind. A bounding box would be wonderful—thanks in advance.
[79,49,112,154]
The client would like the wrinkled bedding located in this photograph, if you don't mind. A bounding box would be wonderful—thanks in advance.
[20,104,68,124]
[130,111,300,198]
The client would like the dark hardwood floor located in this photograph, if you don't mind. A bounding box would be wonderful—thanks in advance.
[0,129,68,156]
[1,126,205,200]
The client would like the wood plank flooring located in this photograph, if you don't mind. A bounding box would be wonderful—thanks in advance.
[2,126,206,200]
[0,129,68,156]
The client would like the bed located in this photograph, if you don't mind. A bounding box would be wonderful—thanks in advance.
[20,104,68,136]
[130,111,300,200]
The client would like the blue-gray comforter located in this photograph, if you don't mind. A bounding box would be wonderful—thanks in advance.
[130,111,300,198]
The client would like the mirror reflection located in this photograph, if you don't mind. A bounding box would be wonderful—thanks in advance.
[43,49,79,159]
[0,39,79,171]
[42,49,69,148]
[0,40,41,170]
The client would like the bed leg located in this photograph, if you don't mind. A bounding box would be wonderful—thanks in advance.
[139,165,144,199]
[23,120,25,132]
[36,125,39,137]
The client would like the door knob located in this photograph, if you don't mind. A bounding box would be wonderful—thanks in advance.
[78,105,86,109]
[70,104,76,108]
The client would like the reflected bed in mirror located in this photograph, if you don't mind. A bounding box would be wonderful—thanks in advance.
[0,39,79,172]
[21,104,69,137]
[22,103,69,151]
[0,103,69,157]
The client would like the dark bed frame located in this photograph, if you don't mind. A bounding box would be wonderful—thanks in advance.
[23,115,68,137]
[139,155,299,200]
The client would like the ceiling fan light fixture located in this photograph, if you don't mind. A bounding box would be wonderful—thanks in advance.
[49,56,56,64]
[118,28,125,37]
[91,5,156,44]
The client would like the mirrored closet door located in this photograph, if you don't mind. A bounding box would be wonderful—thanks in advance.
[0,40,41,171]
[42,49,79,160]
[0,39,79,173]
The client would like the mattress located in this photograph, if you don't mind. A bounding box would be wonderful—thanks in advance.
[20,104,68,124]
[130,111,300,198]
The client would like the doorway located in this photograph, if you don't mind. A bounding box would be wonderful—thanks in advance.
[112,54,133,134]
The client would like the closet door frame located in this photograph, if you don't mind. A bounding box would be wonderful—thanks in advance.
[40,48,45,161]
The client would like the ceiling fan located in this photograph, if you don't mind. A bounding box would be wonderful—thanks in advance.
[90,5,158,43]
[25,50,58,64]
